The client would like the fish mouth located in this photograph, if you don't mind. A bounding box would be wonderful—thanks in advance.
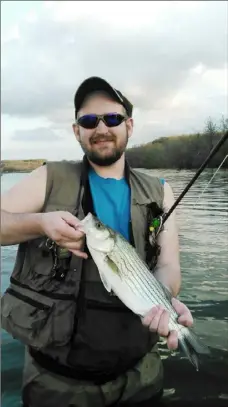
[79,213,94,233]
[79,213,114,251]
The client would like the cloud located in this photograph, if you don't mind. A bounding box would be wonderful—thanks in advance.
[1,1,227,159]
[11,127,64,142]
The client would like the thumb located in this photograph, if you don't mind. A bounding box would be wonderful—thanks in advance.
[77,224,85,233]
[60,211,81,229]
[171,297,186,315]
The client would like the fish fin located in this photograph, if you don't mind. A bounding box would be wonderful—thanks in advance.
[179,328,211,371]
[98,269,112,293]
[98,255,120,292]
[105,256,120,275]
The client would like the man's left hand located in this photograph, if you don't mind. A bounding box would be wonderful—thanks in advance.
[141,298,194,350]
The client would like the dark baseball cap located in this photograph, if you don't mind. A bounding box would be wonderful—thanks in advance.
[74,76,133,118]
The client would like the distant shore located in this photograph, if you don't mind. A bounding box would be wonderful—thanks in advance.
[1,126,228,174]
[1,159,46,174]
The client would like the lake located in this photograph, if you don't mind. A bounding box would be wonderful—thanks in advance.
[1,170,228,407]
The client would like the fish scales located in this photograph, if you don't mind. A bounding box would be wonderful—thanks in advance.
[113,239,152,302]
[111,238,156,304]
[112,236,175,312]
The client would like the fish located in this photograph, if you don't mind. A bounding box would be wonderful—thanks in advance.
[80,212,210,371]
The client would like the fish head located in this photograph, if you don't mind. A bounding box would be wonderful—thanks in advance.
[80,212,115,253]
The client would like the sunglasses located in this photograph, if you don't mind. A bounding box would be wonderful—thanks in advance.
[77,113,127,129]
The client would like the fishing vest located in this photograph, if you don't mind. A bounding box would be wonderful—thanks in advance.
[1,158,164,384]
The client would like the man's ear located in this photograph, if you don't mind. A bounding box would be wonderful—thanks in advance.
[72,123,80,142]
[126,117,134,139]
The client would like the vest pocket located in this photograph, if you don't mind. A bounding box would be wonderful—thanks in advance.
[1,287,53,349]
[1,285,76,349]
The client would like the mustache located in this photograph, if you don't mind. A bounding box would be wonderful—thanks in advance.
[90,134,116,144]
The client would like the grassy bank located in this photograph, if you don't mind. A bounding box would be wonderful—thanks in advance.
[1,159,46,174]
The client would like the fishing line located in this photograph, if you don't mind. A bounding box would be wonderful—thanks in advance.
[192,154,228,210]
[161,130,228,228]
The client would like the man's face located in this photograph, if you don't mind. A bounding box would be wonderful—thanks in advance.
[73,93,133,166]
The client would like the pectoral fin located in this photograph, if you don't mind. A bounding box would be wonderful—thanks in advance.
[105,256,120,274]
[99,270,112,293]
[98,255,121,293]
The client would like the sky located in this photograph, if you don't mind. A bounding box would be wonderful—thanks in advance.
[1,1,227,161]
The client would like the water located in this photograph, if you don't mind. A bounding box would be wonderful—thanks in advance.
[1,170,228,407]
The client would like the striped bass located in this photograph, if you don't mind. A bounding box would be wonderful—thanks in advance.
[80,212,210,370]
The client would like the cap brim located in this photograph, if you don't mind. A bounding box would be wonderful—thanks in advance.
[74,76,124,114]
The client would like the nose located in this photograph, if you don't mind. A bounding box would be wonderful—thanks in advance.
[96,118,109,133]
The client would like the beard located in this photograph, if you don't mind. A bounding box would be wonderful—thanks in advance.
[79,129,129,167]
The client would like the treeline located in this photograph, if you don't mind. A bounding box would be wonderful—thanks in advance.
[126,117,228,169]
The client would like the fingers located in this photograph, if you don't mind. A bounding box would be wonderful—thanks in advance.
[49,212,88,258]
[142,306,178,350]
[178,314,193,327]
[42,212,85,242]
[60,225,85,242]
[157,308,170,337]
[171,297,187,314]
[40,211,89,259]
[141,306,158,326]
[141,299,193,352]
[54,213,86,243]
[142,305,170,337]
[69,249,88,259]
[55,234,88,259]
[59,239,84,250]
[167,330,178,350]
[60,211,82,229]
[172,298,194,327]
[149,307,168,336]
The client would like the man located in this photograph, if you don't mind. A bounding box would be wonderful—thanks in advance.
[1,76,193,407]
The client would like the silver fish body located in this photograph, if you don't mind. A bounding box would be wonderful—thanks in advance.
[80,212,210,370]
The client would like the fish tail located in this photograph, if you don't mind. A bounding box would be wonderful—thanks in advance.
[178,327,211,371]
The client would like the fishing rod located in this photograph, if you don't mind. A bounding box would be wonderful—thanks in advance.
[152,130,228,234]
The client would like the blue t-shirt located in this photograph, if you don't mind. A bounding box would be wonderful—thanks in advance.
[88,169,131,241]
[88,169,166,242]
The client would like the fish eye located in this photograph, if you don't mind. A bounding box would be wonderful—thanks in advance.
[96,221,102,229]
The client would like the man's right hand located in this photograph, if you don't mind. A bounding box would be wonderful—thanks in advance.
[40,211,88,259]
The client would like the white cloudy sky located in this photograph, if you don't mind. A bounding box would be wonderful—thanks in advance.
[1,1,227,160]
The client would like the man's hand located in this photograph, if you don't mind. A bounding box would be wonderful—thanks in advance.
[40,211,88,259]
[141,298,193,350]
